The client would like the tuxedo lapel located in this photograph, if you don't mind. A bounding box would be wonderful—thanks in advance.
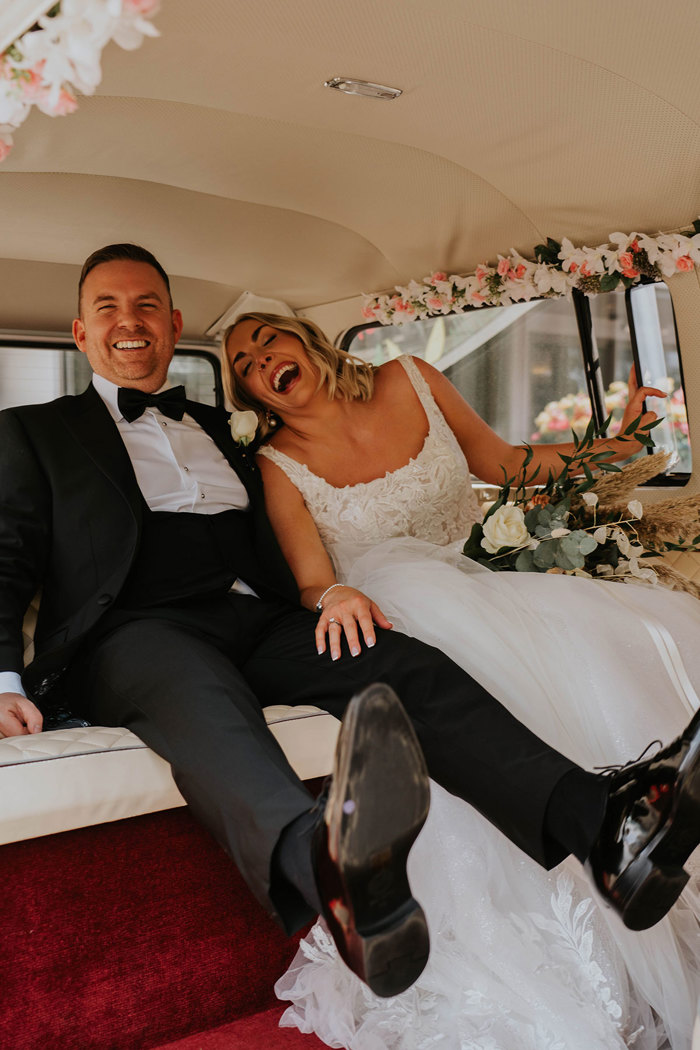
[184,400,262,502]
[57,385,143,522]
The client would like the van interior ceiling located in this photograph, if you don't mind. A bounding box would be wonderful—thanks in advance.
[1,0,700,341]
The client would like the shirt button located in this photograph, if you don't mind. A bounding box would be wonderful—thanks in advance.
[183,466,189,472]
[161,420,167,427]
[200,493,205,499]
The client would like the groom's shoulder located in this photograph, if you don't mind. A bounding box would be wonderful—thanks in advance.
[0,386,95,428]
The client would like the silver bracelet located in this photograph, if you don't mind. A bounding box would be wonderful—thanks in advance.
[315,583,344,613]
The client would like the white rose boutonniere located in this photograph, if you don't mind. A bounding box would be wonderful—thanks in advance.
[230,409,259,447]
[481,505,529,554]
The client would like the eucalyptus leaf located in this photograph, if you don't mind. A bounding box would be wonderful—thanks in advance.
[533,542,556,568]
[555,546,584,569]
[514,549,535,572]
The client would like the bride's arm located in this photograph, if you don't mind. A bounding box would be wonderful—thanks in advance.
[411,357,666,486]
[257,456,393,660]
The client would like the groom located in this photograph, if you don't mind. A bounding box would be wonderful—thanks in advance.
[1,243,699,997]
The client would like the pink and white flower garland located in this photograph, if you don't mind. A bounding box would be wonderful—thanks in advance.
[0,0,160,161]
[361,222,700,325]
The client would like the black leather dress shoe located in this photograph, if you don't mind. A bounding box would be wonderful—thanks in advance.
[588,707,700,930]
[313,682,430,998]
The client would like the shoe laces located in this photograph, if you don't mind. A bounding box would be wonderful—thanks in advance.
[593,739,663,777]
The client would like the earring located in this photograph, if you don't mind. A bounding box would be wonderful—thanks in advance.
[265,409,278,428]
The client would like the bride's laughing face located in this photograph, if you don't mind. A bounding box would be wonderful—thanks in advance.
[227,319,318,411]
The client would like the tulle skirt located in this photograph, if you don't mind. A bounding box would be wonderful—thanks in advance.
[277,538,700,1049]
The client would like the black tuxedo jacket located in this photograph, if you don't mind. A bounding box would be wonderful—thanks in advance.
[0,384,298,699]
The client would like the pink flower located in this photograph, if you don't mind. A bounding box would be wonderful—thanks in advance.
[427,296,443,309]
[621,267,639,279]
[569,261,578,273]
[580,263,591,277]
[514,264,526,279]
[361,304,376,319]
[20,64,46,100]
[676,255,694,272]
[123,0,160,14]
[472,292,486,303]
[430,271,447,283]
[43,89,78,116]
[475,266,488,283]
[630,239,640,252]
[0,138,12,162]
[497,258,510,277]
[619,253,634,271]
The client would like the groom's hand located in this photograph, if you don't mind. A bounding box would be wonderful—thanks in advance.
[316,586,393,662]
[0,692,43,737]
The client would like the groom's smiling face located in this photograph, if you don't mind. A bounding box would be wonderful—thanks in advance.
[73,259,183,391]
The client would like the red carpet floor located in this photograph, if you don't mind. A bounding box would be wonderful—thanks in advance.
[154,1005,332,1049]
[2,806,329,1050]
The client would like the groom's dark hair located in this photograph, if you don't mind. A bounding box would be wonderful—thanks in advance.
[78,243,173,313]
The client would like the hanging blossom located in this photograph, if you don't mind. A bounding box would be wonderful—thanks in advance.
[0,0,160,161]
[361,221,700,325]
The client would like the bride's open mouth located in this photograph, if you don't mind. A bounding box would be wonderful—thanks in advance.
[270,360,300,393]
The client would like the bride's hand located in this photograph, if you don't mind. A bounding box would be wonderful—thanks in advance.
[316,586,393,661]
[618,366,667,442]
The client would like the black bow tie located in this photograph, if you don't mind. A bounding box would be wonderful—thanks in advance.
[117,385,187,423]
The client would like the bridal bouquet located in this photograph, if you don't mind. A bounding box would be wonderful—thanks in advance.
[463,417,700,595]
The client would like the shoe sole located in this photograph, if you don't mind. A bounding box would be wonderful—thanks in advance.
[323,683,430,997]
[614,713,700,930]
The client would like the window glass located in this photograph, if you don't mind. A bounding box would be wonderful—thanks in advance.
[348,283,689,478]
[0,346,220,410]
[350,299,588,448]
[627,283,690,474]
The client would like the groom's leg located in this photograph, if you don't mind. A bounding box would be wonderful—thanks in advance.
[75,616,318,931]
[242,607,608,870]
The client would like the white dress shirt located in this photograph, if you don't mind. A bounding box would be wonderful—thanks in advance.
[2,375,256,698]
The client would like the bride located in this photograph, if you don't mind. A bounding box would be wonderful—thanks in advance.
[223,313,700,1050]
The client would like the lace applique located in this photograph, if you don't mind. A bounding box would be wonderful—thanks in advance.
[259,356,483,579]
[511,873,628,1032]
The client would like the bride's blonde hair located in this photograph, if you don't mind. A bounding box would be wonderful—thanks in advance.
[222,312,375,440]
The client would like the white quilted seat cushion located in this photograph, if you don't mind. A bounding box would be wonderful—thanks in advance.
[0,705,339,846]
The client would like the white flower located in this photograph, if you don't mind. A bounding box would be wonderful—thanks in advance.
[229,409,258,446]
[627,499,643,519]
[481,505,530,554]
[582,492,599,507]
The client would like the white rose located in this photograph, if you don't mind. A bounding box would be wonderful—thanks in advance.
[229,409,259,446]
[481,505,530,554]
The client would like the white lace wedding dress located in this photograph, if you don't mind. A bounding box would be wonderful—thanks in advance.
[261,356,700,1050]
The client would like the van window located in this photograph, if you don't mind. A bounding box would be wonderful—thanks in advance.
[347,283,689,482]
[0,344,221,411]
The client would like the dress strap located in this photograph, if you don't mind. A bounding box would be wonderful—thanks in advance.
[397,355,449,434]
[257,443,311,490]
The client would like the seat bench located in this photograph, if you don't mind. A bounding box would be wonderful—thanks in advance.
[0,704,339,845]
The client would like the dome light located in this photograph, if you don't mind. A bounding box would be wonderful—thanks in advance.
[324,77,402,100]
